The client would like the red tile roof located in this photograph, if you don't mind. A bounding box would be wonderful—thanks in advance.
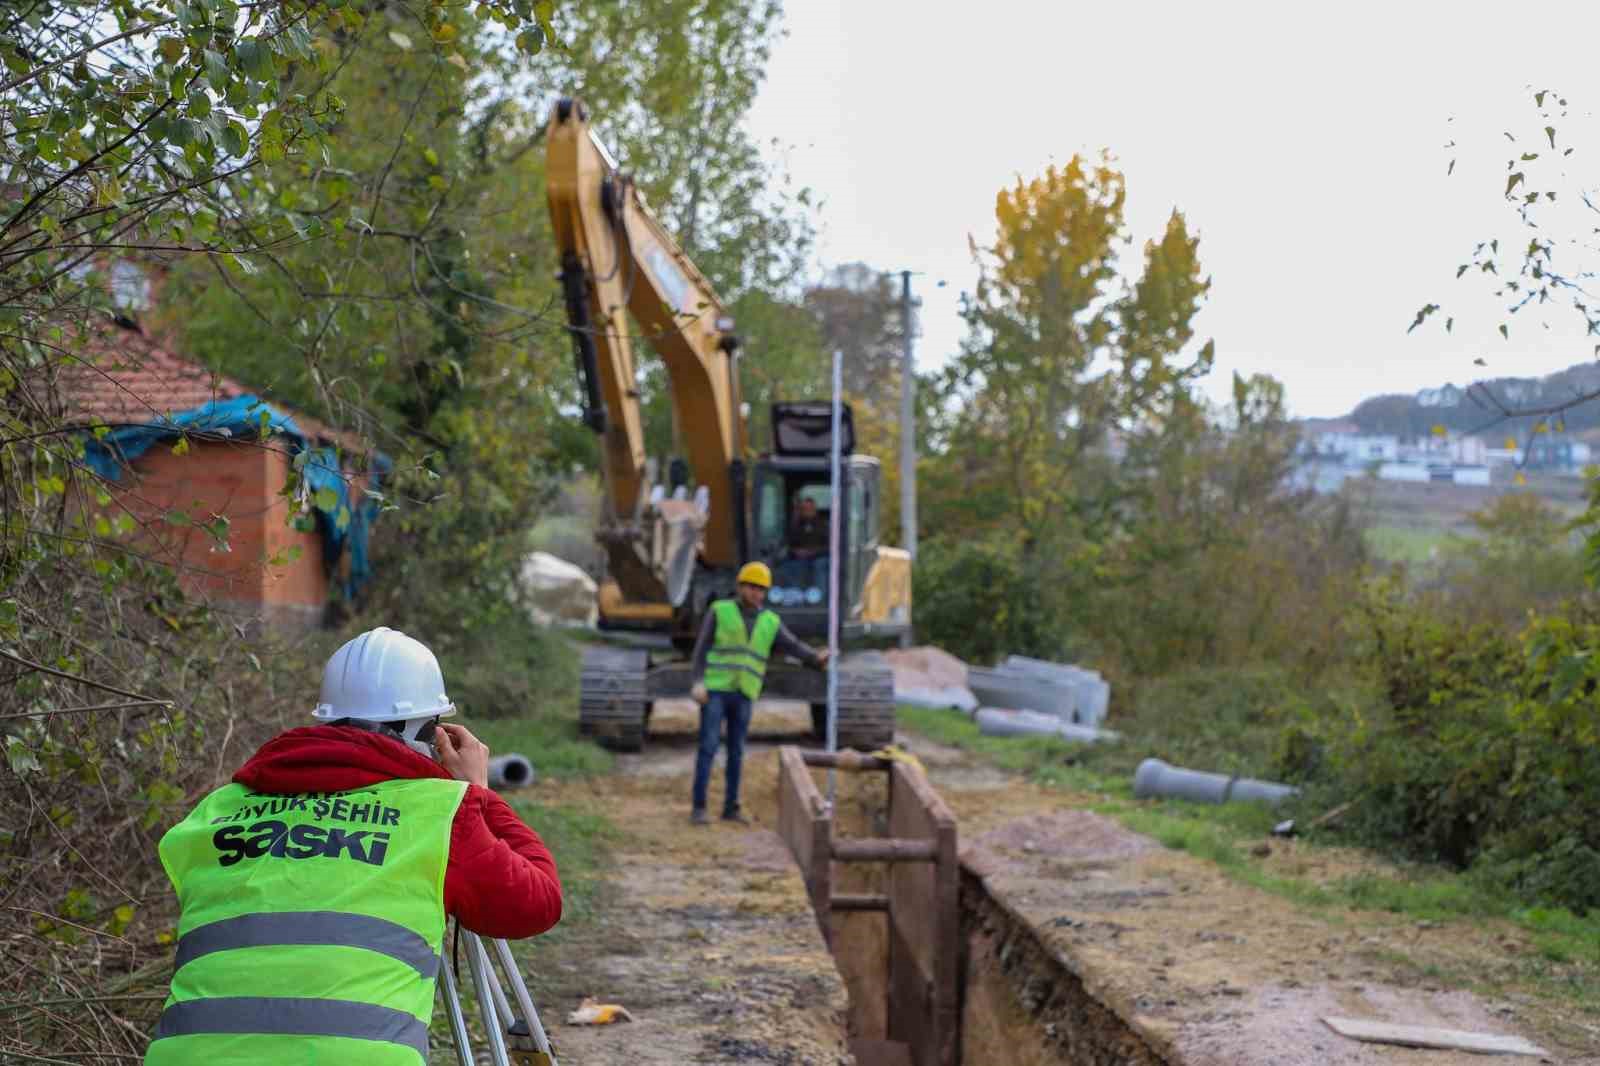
[60,321,360,450]
[61,324,251,425]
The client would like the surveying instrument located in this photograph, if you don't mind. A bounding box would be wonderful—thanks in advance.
[438,924,559,1066]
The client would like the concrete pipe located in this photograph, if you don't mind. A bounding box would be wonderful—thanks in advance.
[975,708,1118,744]
[487,753,537,791]
[1132,757,1297,807]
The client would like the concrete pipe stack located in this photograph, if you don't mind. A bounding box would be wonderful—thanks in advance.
[967,655,1112,728]
[974,708,1118,744]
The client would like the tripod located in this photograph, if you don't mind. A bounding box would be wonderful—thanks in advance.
[439,925,559,1066]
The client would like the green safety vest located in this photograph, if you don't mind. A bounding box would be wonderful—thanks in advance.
[704,598,781,700]
[145,776,468,1066]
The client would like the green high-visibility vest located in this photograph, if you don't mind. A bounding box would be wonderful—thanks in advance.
[704,598,781,700]
[144,776,468,1066]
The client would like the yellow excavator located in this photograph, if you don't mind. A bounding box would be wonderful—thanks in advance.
[545,98,911,751]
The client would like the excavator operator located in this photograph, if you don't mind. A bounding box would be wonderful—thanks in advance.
[689,562,831,825]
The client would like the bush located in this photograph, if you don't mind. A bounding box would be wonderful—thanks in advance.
[1425,493,1586,627]
[1310,588,1600,912]
[912,535,1074,665]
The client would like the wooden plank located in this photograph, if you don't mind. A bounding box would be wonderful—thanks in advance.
[802,750,893,771]
[834,838,938,862]
[849,1038,914,1066]
[830,893,889,912]
[1322,1017,1549,1057]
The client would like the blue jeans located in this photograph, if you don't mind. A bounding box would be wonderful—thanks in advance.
[692,690,752,815]
[775,554,828,594]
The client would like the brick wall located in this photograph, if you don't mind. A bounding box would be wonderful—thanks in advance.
[110,438,329,623]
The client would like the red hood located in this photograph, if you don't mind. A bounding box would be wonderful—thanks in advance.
[234,724,452,793]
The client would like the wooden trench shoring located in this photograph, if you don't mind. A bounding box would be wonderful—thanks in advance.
[777,746,960,1066]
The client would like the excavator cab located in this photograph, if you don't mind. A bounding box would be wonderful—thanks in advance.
[747,403,896,642]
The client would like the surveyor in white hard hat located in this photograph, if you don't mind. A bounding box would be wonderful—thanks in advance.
[143,627,562,1066]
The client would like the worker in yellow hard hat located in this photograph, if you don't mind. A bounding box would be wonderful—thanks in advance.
[688,561,830,826]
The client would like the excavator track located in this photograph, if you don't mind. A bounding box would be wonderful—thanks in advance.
[578,645,651,752]
[809,652,896,752]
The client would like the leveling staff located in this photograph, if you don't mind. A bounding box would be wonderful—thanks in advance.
[144,627,563,1066]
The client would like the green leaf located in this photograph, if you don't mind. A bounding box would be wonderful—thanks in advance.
[158,37,185,63]
[388,30,413,51]
[171,435,190,457]
[6,736,41,776]
[515,29,544,54]
[1545,125,1556,149]
[203,49,229,92]
[221,120,247,158]
[1506,172,1525,196]
[313,486,339,512]
[186,90,211,120]
[236,37,274,80]
[1499,323,1509,340]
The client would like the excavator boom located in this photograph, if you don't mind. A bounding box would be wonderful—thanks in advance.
[546,99,745,574]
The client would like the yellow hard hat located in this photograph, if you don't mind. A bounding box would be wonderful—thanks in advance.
[736,561,772,588]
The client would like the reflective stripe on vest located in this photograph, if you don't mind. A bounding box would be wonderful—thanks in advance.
[704,599,781,700]
[145,776,467,1066]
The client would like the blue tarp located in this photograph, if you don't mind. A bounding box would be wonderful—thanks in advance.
[81,394,387,599]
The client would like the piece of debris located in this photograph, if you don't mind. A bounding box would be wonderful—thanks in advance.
[1307,800,1354,830]
[518,551,598,628]
[567,998,635,1025]
[1321,1016,1547,1057]
[1250,841,1271,858]
[1272,818,1296,837]
[884,645,977,711]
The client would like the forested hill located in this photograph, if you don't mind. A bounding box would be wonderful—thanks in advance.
[1341,360,1600,438]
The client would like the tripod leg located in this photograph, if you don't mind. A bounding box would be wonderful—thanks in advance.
[485,952,517,1033]
[438,943,476,1066]
[465,931,513,1066]
[492,937,558,1063]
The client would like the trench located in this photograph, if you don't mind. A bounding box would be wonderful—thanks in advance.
[788,755,1166,1066]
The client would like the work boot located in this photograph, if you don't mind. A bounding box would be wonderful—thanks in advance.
[690,808,710,826]
[721,808,751,826]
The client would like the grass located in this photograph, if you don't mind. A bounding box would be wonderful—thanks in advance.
[897,699,1600,1001]
[453,626,614,781]
[1366,523,1451,565]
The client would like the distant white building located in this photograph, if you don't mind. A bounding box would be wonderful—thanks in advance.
[1313,432,1400,464]
[1378,461,1429,483]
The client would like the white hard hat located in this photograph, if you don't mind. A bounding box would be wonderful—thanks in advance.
[313,627,456,724]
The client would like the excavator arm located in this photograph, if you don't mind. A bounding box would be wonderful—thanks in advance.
[546,98,747,599]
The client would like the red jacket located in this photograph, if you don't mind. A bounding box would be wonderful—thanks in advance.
[232,724,562,939]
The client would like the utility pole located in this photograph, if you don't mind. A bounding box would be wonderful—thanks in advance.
[898,270,917,564]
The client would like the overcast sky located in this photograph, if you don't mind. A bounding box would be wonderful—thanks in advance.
[743,1,1600,418]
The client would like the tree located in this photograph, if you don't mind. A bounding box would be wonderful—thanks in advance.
[804,262,904,409]
[0,5,565,1059]
[1410,89,1599,426]
[927,155,1214,548]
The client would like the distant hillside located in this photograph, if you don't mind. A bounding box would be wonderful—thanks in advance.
[1342,361,1600,440]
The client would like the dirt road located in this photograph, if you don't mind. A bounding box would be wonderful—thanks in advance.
[511,701,853,1066]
